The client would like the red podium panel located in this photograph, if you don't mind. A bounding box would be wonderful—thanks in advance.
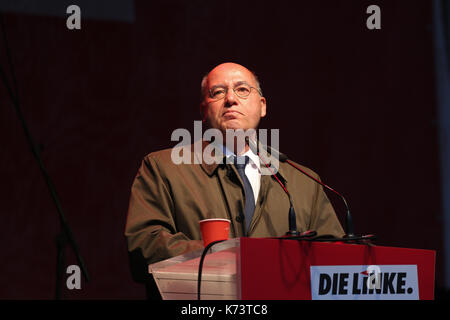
[149,238,435,300]
[239,238,435,300]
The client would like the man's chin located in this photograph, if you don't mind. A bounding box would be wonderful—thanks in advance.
[222,120,245,131]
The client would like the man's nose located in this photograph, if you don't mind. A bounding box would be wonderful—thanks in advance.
[224,88,238,107]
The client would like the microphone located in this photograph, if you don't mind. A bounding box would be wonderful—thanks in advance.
[248,137,370,240]
[246,137,301,237]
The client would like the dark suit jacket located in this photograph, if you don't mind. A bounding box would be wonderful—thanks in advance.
[125,141,345,266]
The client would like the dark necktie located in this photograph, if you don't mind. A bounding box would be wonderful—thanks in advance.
[234,156,255,233]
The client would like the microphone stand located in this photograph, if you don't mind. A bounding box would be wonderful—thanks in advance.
[248,137,375,243]
[0,13,89,299]
[246,137,301,237]
[284,159,376,242]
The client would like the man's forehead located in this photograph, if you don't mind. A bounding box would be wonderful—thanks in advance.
[207,64,256,87]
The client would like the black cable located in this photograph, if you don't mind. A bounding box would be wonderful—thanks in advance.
[196,232,375,300]
[197,240,226,300]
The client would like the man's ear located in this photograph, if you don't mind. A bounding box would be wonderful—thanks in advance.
[260,97,267,118]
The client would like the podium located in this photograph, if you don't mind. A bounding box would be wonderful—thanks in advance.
[148,238,435,300]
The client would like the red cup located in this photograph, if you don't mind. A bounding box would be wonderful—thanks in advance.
[199,218,231,247]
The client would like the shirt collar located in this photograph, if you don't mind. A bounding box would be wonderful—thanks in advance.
[222,144,261,170]
[198,139,284,179]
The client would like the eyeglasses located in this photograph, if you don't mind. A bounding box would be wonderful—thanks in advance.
[208,83,262,101]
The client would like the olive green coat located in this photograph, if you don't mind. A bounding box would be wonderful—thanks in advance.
[125,143,345,265]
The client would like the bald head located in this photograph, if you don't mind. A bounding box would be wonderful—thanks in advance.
[201,63,263,102]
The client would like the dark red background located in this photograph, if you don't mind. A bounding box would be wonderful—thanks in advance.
[0,1,443,299]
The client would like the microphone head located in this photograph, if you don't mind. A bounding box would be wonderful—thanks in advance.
[275,150,288,162]
[245,136,288,162]
[266,145,288,162]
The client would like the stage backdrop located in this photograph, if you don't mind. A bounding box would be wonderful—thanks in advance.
[0,0,444,299]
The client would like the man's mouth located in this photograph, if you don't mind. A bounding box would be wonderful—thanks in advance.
[223,110,242,118]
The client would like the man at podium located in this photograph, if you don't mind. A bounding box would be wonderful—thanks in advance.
[124,62,344,279]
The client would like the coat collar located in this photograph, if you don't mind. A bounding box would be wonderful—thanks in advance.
[196,139,288,183]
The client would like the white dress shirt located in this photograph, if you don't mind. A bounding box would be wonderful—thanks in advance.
[223,146,261,205]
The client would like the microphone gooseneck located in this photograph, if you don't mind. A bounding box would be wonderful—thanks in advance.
[246,137,299,236]
[266,144,356,238]
[248,137,363,240]
[284,158,355,238]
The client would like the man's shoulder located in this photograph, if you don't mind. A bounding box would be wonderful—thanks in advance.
[145,147,175,162]
[142,143,200,169]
